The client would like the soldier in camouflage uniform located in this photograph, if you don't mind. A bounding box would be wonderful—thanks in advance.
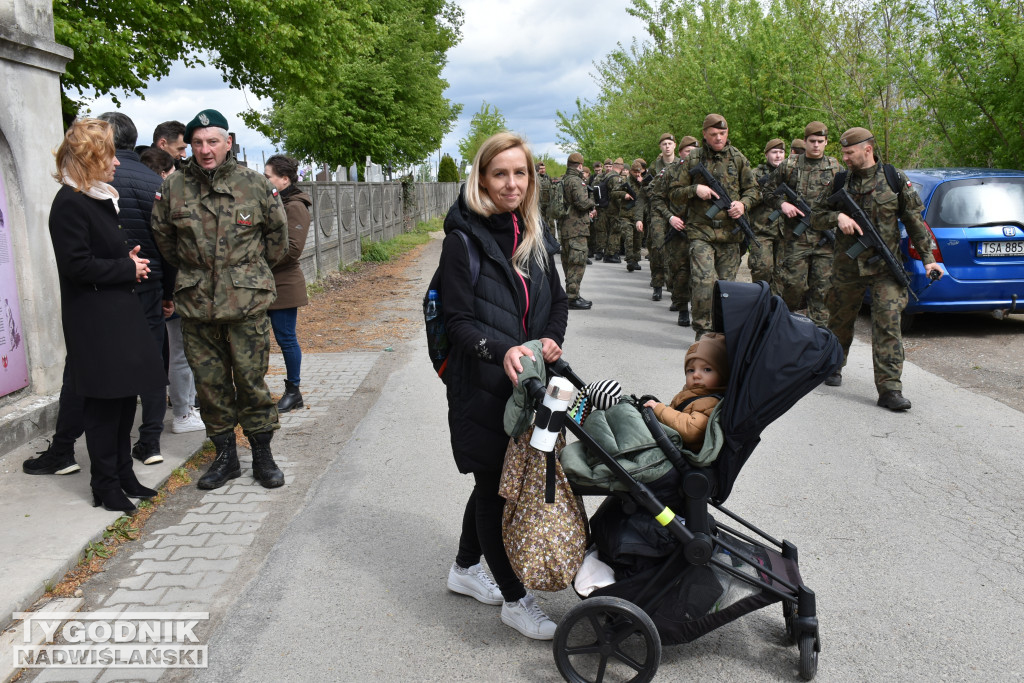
[651,136,698,322]
[612,159,647,271]
[810,127,943,411]
[590,159,613,259]
[535,162,554,239]
[669,115,759,337]
[601,158,627,263]
[647,134,678,295]
[790,138,805,160]
[560,153,597,309]
[151,109,289,490]
[748,138,786,293]
[764,122,842,326]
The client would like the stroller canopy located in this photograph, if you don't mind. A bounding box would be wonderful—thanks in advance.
[710,280,843,503]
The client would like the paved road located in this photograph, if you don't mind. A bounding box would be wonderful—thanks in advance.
[21,238,1024,682]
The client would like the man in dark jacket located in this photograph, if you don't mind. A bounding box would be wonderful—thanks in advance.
[22,112,171,476]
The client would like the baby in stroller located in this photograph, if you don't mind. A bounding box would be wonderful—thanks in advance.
[643,333,729,453]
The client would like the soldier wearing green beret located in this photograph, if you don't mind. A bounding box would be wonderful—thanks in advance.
[561,152,598,309]
[810,127,944,411]
[668,114,759,337]
[152,109,289,489]
[764,121,842,325]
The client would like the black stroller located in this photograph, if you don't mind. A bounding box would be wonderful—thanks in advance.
[521,281,843,682]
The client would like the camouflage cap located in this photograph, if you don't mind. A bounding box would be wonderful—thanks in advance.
[791,138,806,151]
[631,159,646,172]
[804,121,828,138]
[840,127,874,147]
[604,158,613,165]
[613,157,624,166]
[703,113,727,130]
[764,138,785,154]
[184,109,229,143]
[659,132,675,143]
[679,135,698,148]
[567,152,585,165]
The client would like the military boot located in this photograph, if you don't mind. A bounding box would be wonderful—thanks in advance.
[249,431,284,489]
[197,432,241,490]
[277,380,304,413]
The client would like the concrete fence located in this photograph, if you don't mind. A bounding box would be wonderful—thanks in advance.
[295,180,459,282]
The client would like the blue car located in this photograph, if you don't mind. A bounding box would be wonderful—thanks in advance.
[890,168,1024,326]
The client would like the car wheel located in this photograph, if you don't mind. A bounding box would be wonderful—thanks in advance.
[900,311,918,333]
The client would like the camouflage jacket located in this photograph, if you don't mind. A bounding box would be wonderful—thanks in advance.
[537,173,552,219]
[750,162,783,238]
[669,142,758,243]
[151,154,288,322]
[611,174,646,224]
[653,154,677,176]
[603,172,626,217]
[560,167,595,239]
[648,163,680,224]
[765,154,842,241]
[811,163,935,278]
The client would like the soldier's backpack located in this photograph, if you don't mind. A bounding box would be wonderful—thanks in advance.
[833,164,905,202]
[594,176,612,209]
[424,230,480,381]
[549,179,569,221]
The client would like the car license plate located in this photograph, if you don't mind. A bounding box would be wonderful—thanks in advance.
[978,241,1024,257]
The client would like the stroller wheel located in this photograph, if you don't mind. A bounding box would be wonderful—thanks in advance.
[553,596,661,683]
[798,633,818,680]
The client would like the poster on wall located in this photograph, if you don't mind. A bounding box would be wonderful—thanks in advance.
[0,164,30,397]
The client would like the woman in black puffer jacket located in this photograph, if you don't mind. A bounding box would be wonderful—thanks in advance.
[440,132,569,640]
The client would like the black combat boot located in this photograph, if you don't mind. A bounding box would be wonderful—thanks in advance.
[249,431,285,489]
[197,432,241,490]
[677,308,691,327]
[277,381,304,413]
[651,287,662,301]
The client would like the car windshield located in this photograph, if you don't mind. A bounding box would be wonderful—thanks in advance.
[928,178,1024,227]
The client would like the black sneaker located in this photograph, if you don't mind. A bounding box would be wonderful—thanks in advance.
[131,441,164,465]
[567,297,593,310]
[23,447,80,475]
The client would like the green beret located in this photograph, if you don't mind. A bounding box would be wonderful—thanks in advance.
[604,158,613,165]
[184,109,229,143]
[659,132,675,143]
[804,121,828,138]
[840,127,874,147]
[764,138,785,154]
[679,135,698,148]
[791,138,806,151]
[703,113,727,130]
[613,157,624,166]
[631,159,646,172]
[567,152,584,165]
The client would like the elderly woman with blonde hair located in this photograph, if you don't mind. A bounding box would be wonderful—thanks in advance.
[438,131,569,639]
[49,118,167,514]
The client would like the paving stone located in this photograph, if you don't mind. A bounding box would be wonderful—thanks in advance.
[127,547,175,561]
[147,523,196,536]
[145,572,204,590]
[97,667,166,682]
[187,558,240,573]
[241,493,276,503]
[103,587,168,606]
[116,574,151,590]
[222,511,267,524]
[179,511,229,525]
[169,546,226,561]
[135,559,191,575]
[199,492,246,504]
[155,534,211,549]
[198,573,229,589]
[32,668,100,682]
[205,533,255,547]
[160,586,221,606]
[190,522,241,535]
[219,546,246,559]
[208,502,263,513]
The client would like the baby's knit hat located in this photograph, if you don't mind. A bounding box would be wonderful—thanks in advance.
[684,332,729,383]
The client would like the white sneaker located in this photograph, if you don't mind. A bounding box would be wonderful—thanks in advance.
[447,563,503,605]
[501,594,557,640]
[171,408,206,434]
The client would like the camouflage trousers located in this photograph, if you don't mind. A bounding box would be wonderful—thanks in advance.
[592,211,610,254]
[664,227,692,307]
[647,217,668,288]
[747,234,784,296]
[619,218,642,264]
[689,238,742,335]
[780,239,834,327]
[827,269,906,394]
[560,235,589,299]
[182,316,280,438]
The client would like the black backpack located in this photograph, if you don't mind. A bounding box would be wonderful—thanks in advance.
[594,176,612,209]
[424,230,480,380]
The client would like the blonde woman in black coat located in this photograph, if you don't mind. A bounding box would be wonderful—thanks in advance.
[49,119,167,514]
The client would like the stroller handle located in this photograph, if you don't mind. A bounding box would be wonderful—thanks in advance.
[547,358,586,390]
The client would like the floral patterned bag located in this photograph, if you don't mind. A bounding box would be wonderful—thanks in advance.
[499,428,587,591]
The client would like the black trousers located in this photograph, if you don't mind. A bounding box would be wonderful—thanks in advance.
[455,469,526,604]
[82,396,137,492]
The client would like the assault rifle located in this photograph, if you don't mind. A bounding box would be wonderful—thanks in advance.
[689,163,759,247]
[825,187,920,301]
[768,182,835,247]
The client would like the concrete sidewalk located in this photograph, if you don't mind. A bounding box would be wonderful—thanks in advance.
[0,351,378,641]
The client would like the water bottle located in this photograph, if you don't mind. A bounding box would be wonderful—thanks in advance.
[425,289,447,361]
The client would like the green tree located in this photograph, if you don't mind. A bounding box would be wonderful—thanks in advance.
[457,101,508,168]
[437,154,460,182]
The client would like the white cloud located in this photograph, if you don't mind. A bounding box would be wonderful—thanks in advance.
[81,1,649,169]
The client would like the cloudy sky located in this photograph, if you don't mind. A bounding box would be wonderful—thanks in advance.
[82,0,650,171]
